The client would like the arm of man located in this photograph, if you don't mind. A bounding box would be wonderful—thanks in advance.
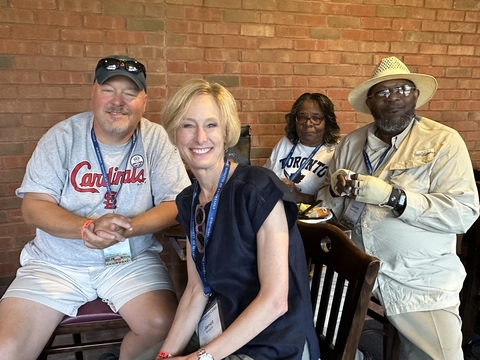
[159,239,209,358]
[184,199,289,360]
[21,192,131,246]
[399,135,479,234]
[93,200,179,240]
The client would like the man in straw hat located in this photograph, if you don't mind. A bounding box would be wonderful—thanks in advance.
[318,56,479,359]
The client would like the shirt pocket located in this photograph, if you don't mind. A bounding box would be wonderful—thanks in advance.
[386,148,436,193]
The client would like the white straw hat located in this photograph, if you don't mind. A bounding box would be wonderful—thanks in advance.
[348,56,438,114]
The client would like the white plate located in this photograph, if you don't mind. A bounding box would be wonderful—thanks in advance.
[298,212,333,224]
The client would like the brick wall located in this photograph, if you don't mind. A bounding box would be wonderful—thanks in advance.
[0,0,479,279]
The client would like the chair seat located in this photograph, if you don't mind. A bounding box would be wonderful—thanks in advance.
[59,298,123,326]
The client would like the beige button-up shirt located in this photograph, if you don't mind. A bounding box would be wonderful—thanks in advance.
[320,117,479,315]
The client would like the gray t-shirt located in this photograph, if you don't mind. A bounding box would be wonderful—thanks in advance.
[16,111,190,266]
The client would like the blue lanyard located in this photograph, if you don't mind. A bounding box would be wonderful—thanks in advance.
[362,140,391,176]
[283,139,323,181]
[190,158,231,297]
[90,127,137,210]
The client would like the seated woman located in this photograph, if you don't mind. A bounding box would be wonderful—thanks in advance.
[156,79,319,360]
[265,93,340,204]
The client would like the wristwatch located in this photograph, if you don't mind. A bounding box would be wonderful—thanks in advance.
[198,348,214,360]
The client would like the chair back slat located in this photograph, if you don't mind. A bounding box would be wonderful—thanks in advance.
[298,222,380,360]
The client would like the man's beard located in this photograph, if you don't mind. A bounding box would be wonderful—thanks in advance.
[374,113,412,134]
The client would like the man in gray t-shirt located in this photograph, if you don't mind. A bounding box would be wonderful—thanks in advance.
[0,55,190,359]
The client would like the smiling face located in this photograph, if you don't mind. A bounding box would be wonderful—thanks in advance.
[176,94,226,174]
[91,75,147,144]
[295,100,325,147]
[366,79,419,135]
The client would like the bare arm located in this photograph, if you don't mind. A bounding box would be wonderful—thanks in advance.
[160,239,209,357]
[172,199,290,360]
[22,193,179,249]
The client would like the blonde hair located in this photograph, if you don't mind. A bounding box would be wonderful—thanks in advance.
[162,79,241,149]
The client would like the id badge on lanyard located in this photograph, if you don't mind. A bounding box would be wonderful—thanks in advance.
[198,297,224,347]
[91,127,135,266]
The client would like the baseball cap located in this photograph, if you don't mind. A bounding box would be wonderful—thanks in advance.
[94,55,147,92]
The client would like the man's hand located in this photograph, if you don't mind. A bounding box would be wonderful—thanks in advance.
[352,174,393,205]
[82,214,133,249]
[330,169,356,197]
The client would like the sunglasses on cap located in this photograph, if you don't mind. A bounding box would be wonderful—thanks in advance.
[95,58,147,77]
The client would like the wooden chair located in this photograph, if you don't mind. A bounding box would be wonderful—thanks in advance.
[297,222,380,360]
[38,298,128,360]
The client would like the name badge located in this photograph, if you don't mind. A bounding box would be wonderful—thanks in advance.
[338,200,366,230]
[103,239,132,266]
[198,298,223,347]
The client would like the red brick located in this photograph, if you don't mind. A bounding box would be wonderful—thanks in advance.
[11,25,58,40]
[462,34,480,45]
[204,22,240,35]
[0,8,35,24]
[419,43,448,54]
[36,11,83,27]
[204,0,240,8]
[260,13,295,25]
[358,42,389,53]
[205,50,240,62]
[105,30,146,44]
[296,15,328,27]
[437,10,465,21]
[308,76,343,89]
[276,26,309,38]
[61,28,104,43]
[448,45,475,56]
[432,55,463,66]
[84,14,126,30]
[259,63,293,75]
[58,0,101,12]
[185,7,222,21]
[392,19,422,31]
[450,22,477,33]
[186,62,223,74]
[294,39,327,51]
[390,42,420,54]
[407,7,436,20]
[342,29,374,41]
[434,33,462,45]
[276,51,309,63]
[277,0,313,13]
[310,53,342,64]
[425,0,453,9]
[223,36,258,49]
[186,35,224,48]
[328,16,361,28]
[39,42,83,56]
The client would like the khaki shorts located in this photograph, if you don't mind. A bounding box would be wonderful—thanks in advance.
[2,247,174,317]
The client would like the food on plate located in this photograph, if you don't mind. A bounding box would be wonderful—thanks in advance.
[298,203,310,213]
[305,206,331,219]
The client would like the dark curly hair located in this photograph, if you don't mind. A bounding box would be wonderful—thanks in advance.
[285,93,340,145]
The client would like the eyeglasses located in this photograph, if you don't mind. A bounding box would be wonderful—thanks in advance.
[95,58,147,77]
[367,84,416,100]
[295,115,325,125]
[195,204,205,253]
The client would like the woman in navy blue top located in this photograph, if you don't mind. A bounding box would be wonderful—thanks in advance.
[157,79,319,360]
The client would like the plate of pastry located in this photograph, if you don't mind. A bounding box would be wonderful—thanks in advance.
[297,202,333,224]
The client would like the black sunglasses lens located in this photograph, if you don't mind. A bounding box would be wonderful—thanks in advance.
[96,58,145,74]
[197,232,205,246]
[195,207,204,224]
